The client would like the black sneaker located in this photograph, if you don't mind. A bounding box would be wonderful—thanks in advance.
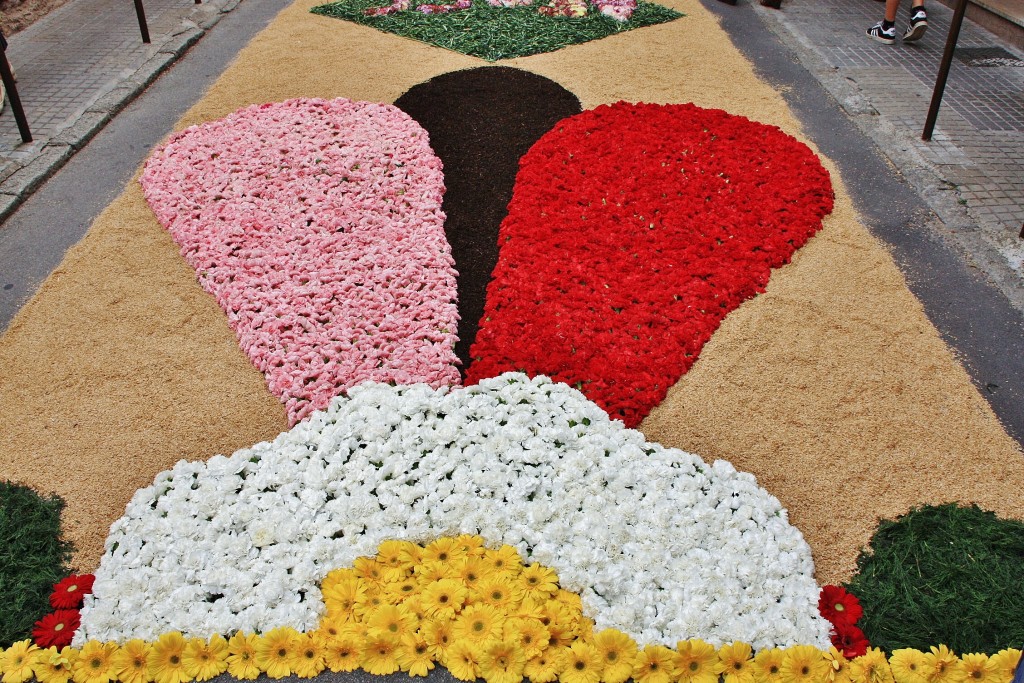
[866,21,896,44]
[903,8,928,41]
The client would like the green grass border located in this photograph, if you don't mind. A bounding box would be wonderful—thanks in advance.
[0,481,73,648]
[845,503,1024,654]
[310,0,683,61]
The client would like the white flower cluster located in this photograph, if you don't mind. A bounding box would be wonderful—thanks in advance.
[77,373,830,650]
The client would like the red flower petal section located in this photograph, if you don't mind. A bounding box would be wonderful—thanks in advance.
[50,574,94,610]
[466,102,833,426]
[819,584,864,626]
[32,610,80,648]
[831,622,870,659]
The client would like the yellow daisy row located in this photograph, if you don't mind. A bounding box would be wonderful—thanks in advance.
[1,536,1020,683]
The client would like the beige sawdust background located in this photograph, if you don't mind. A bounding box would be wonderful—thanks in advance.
[0,0,1021,586]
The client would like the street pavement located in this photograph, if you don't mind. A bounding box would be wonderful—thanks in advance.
[0,0,1020,443]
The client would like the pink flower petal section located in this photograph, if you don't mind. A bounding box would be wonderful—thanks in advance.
[141,98,461,425]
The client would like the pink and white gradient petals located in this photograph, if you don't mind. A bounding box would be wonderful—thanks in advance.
[141,98,461,425]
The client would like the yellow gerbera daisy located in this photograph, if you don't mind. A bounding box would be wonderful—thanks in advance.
[352,585,387,621]
[959,654,998,683]
[422,578,469,621]
[634,645,680,683]
[321,632,362,673]
[456,556,494,589]
[3,640,41,683]
[362,634,400,676]
[537,602,575,647]
[476,574,524,613]
[454,603,506,644]
[479,638,527,683]
[321,567,359,591]
[720,642,755,683]
[225,632,260,681]
[519,563,559,601]
[445,640,483,682]
[455,535,487,557]
[284,633,324,679]
[405,596,429,622]
[850,648,894,683]
[386,577,420,603]
[780,645,830,683]
[353,556,388,585]
[561,639,604,683]
[554,590,584,623]
[505,617,551,660]
[890,650,929,683]
[396,633,434,677]
[415,560,457,585]
[321,576,365,618]
[182,636,227,682]
[525,648,564,683]
[677,639,724,683]
[988,649,1021,683]
[923,645,961,683]
[484,545,524,575]
[73,641,117,683]
[34,646,79,683]
[377,539,419,572]
[110,640,150,683]
[367,603,418,640]
[593,629,638,683]
[422,617,457,659]
[824,647,853,683]
[254,626,299,679]
[313,615,346,644]
[424,537,466,565]
[754,648,787,683]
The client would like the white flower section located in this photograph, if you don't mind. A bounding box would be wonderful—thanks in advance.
[78,373,830,650]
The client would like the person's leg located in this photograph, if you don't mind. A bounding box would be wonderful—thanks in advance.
[885,0,900,22]
[904,0,928,42]
[867,0,900,44]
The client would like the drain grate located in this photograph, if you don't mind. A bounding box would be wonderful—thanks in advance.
[955,47,1024,67]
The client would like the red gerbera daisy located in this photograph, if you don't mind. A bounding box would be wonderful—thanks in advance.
[831,622,870,659]
[50,574,95,609]
[32,609,80,648]
[818,585,863,627]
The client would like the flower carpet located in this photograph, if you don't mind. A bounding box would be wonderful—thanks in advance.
[2,1,1024,683]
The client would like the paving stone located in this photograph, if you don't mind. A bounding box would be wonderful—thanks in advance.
[86,86,145,114]
[0,144,74,198]
[0,192,23,222]
[48,110,115,149]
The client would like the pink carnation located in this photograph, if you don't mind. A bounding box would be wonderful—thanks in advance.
[141,98,461,424]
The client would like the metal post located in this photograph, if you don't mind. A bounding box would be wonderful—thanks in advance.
[133,0,152,43]
[922,0,968,140]
[0,47,31,143]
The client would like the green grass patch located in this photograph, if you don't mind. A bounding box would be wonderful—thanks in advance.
[845,503,1024,654]
[310,0,683,61]
[0,481,73,648]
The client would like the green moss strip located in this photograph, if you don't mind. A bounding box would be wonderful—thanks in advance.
[310,0,683,61]
[846,503,1024,654]
[0,481,73,648]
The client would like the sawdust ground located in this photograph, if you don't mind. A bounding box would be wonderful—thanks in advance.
[0,0,1021,585]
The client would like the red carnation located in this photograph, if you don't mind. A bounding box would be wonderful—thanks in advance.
[32,609,80,648]
[831,622,870,659]
[50,574,95,609]
[818,585,863,627]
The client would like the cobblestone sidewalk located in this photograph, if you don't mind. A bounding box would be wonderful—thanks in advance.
[0,0,243,221]
[751,0,1024,313]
